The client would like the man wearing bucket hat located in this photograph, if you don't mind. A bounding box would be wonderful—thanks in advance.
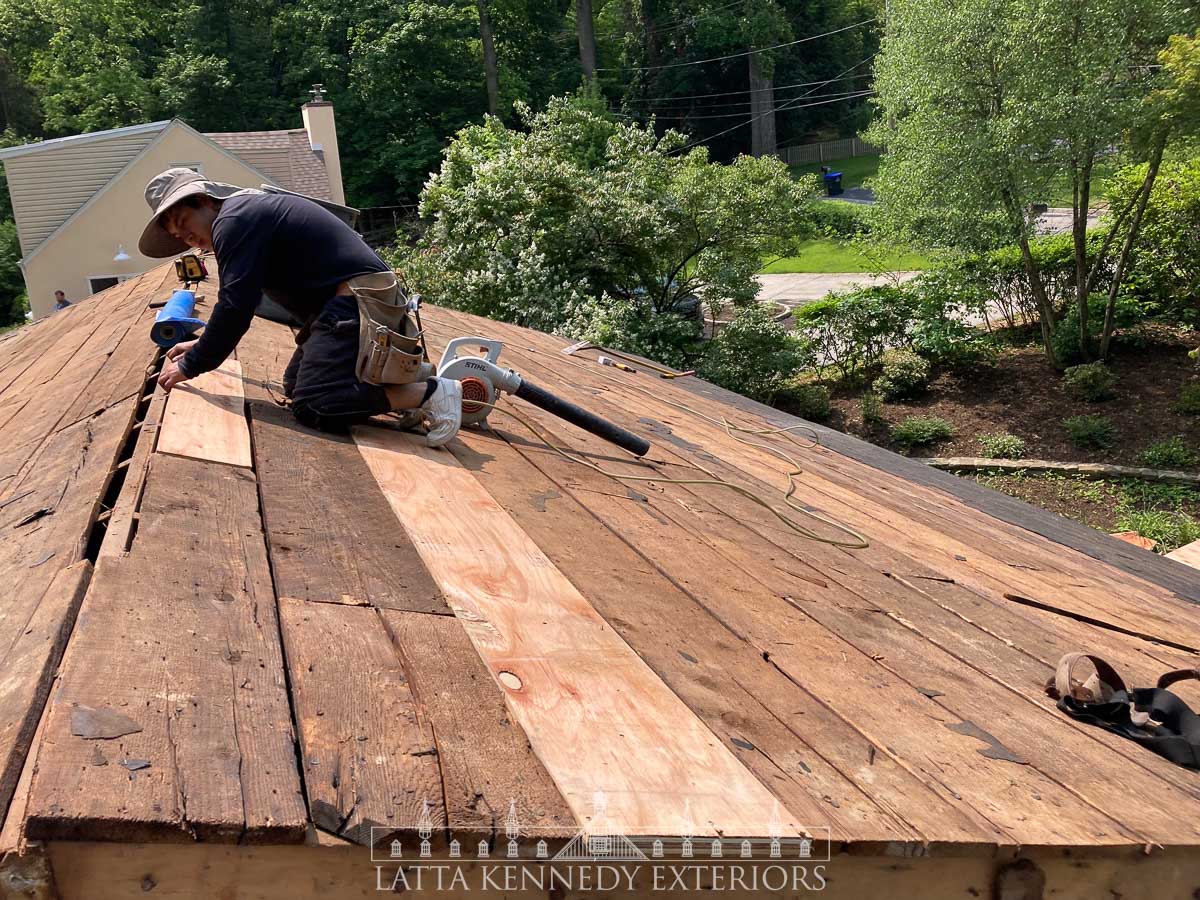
[139,167,462,445]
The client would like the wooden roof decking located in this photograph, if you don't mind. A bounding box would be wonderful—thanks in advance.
[1,262,1200,894]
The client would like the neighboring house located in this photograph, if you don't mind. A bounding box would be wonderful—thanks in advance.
[0,90,345,319]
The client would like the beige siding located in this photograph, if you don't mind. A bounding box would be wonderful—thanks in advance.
[5,131,162,254]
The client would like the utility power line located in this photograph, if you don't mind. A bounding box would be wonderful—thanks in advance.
[674,53,878,152]
[637,90,874,119]
[621,72,874,104]
[625,86,874,113]
[595,17,876,73]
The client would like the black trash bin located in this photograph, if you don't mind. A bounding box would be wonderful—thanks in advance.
[823,171,844,197]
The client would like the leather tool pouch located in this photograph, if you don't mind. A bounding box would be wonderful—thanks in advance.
[349,272,425,386]
[1047,653,1200,770]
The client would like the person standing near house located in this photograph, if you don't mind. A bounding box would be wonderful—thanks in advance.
[53,290,70,311]
[138,167,462,444]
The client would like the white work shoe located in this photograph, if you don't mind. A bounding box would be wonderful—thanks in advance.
[421,377,462,447]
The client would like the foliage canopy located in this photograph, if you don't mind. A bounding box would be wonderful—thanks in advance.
[398,96,816,364]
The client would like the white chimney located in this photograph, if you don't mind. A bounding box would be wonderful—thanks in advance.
[302,84,346,206]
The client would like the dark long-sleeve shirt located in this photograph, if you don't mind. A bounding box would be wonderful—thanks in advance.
[179,192,390,377]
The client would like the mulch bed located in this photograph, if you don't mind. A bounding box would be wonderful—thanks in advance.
[798,324,1200,469]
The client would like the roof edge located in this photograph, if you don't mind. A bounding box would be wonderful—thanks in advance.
[0,121,171,161]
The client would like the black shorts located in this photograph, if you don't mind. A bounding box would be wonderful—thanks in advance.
[283,295,392,432]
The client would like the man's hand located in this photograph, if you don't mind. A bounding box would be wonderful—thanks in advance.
[158,358,191,393]
[167,339,197,362]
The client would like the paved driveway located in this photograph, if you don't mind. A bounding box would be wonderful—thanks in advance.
[756,271,920,307]
[1037,207,1102,234]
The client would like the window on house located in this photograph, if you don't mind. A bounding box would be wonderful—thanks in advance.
[88,274,136,295]
[171,162,204,174]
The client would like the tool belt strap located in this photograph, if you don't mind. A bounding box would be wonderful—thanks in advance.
[1047,652,1200,770]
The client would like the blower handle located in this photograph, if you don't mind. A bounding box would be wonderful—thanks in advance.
[514,380,650,457]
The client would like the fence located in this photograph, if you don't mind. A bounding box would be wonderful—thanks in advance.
[358,205,421,247]
[778,137,879,166]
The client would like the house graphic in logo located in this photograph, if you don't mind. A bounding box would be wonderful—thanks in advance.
[553,792,649,862]
[506,800,522,858]
[418,799,435,858]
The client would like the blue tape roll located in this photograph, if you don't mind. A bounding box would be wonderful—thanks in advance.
[150,290,206,349]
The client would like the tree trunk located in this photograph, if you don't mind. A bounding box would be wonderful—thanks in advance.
[1017,232,1058,365]
[576,0,597,81]
[1099,132,1167,358]
[477,0,500,116]
[1003,190,1057,364]
[748,52,776,157]
[1072,154,1094,362]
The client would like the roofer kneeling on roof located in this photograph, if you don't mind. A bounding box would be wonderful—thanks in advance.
[139,167,463,445]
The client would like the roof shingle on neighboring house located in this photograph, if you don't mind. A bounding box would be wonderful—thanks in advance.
[205,128,333,201]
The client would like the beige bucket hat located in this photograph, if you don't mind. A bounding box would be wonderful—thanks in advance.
[138,167,248,258]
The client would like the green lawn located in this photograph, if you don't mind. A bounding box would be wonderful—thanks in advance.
[761,238,932,274]
[790,154,881,190]
[1039,159,1118,207]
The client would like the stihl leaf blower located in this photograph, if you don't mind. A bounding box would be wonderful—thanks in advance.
[437,337,650,457]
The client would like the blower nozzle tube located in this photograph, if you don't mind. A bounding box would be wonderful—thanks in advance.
[514,379,650,457]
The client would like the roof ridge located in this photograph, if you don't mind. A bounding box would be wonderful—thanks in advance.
[0,121,170,160]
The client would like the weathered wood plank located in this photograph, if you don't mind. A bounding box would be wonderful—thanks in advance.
[25,457,306,843]
[248,400,448,613]
[0,561,91,825]
[381,609,578,843]
[238,316,448,612]
[127,453,273,594]
[1167,539,1200,571]
[443,414,1126,847]
[669,352,1200,605]
[157,358,252,469]
[59,304,160,429]
[438,428,961,848]
[354,424,805,839]
[278,598,444,845]
[128,454,305,840]
[0,351,114,452]
[235,315,294,406]
[0,399,136,687]
[0,400,139,830]
[459,339,1200,846]
[0,665,53,856]
[479,325,1200,651]
[0,299,105,400]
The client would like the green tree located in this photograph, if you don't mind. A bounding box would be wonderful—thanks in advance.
[397,95,816,362]
[699,302,809,400]
[868,0,1196,365]
[1107,154,1200,324]
[1094,32,1200,352]
[601,0,877,161]
[0,131,25,327]
[0,218,25,328]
